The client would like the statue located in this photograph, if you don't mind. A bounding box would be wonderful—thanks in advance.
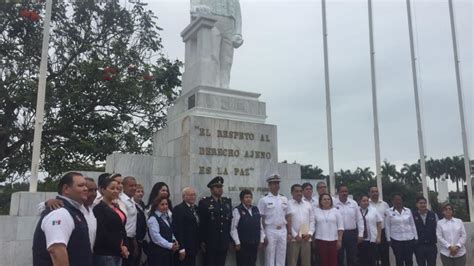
[190,0,243,88]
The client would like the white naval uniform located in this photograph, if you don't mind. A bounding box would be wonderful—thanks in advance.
[258,193,290,266]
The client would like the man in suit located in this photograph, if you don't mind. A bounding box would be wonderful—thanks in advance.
[198,176,233,266]
[172,187,200,266]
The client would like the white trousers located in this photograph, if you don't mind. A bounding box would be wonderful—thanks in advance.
[264,228,287,266]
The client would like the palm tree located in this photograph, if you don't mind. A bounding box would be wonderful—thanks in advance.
[452,156,466,194]
[401,163,421,185]
[301,164,325,180]
[427,158,442,193]
[381,160,399,181]
[355,167,375,181]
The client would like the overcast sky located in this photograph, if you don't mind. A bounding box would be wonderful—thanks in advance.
[142,0,473,175]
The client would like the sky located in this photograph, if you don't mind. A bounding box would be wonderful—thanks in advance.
[140,0,473,176]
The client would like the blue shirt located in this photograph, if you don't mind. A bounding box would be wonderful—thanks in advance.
[147,210,175,249]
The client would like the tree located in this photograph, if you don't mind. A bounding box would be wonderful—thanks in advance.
[400,162,421,185]
[0,0,182,182]
[381,160,399,181]
[354,167,374,181]
[300,164,325,179]
[427,158,443,193]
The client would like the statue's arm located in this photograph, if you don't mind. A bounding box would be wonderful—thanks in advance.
[234,0,242,36]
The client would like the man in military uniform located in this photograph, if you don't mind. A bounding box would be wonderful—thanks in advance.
[198,176,233,266]
[258,174,292,266]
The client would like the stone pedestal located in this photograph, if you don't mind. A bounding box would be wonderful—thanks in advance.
[106,84,301,205]
[181,16,220,94]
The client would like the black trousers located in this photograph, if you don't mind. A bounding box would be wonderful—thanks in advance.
[338,229,358,266]
[123,237,136,266]
[358,241,376,266]
[203,248,228,266]
[414,243,437,266]
[236,243,258,266]
[148,251,172,266]
[376,230,390,266]
[133,240,143,266]
[175,253,196,266]
[312,240,319,266]
[390,239,415,266]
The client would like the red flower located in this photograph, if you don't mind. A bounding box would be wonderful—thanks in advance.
[143,73,153,81]
[29,11,40,22]
[19,9,30,18]
[102,75,112,81]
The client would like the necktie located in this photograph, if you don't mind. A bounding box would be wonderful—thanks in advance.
[361,209,368,239]
[191,205,200,225]
[163,213,171,226]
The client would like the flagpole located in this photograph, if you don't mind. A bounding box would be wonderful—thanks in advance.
[321,0,335,195]
[448,0,473,221]
[29,0,53,192]
[368,0,383,200]
[406,0,429,205]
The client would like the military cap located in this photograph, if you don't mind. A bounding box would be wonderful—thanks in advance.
[266,174,281,183]
[207,176,224,188]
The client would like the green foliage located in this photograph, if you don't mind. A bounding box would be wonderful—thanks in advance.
[0,178,58,215]
[300,156,470,220]
[0,0,182,182]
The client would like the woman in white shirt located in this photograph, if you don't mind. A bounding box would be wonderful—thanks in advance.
[436,203,467,266]
[313,193,343,266]
[385,193,417,266]
[358,194,382,266]
[147,196,179,266]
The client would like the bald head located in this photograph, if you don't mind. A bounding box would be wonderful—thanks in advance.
[182,187,197,205]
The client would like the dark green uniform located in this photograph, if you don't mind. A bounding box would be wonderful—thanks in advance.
[198,195,232,266]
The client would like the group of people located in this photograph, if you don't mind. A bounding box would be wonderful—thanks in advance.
[32,172,467,266]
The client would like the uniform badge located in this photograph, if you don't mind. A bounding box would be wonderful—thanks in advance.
[75,215,82,222]
[52,220,61,226]
[241,211,246,216]
[209,205,214,210]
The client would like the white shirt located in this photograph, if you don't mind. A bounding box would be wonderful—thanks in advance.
[288,199,315,239]
[37,198,96,250]
[334,198,364,237]
[119,193,137,238]
[230,205,265,245]
[41,208,75,249]
[303,196,318,210]
[360,206,383,243]
[384,207,417,241]
[148,210,175,249]
[40,196,90,249]
[82,206,97,249]
[369,199,390,229]
[314,208,344,241]
[436,217,466,258]
[258,193,290,227]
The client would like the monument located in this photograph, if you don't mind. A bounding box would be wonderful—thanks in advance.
[105,0,301,205]
[1,2,474,266]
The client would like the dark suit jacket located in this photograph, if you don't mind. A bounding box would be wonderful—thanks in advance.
[172,201,199,256]
[93,201,128,256]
